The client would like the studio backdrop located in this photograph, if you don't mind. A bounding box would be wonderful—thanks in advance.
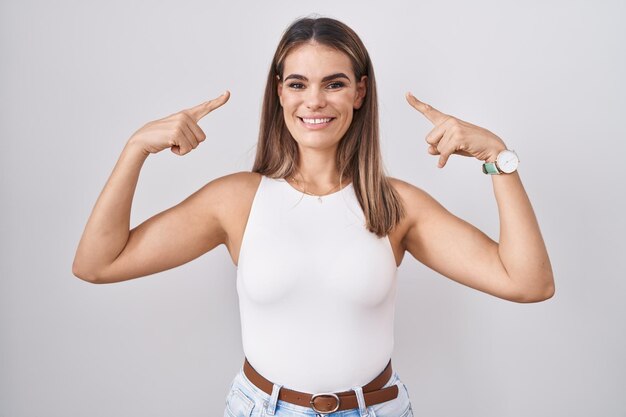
[1,1,624,416]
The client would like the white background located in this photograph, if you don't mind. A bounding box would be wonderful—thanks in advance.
[1,0,624,416]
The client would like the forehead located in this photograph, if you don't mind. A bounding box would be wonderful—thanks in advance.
[282,42,354,79]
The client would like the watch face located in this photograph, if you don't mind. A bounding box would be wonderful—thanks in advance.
[497,150,519,173]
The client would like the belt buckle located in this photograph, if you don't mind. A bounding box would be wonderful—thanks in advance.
[310,392,340,414]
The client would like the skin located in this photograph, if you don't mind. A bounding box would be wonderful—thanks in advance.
[277,42,366,192]
[73,42,554,303]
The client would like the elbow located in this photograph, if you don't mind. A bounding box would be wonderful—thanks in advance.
[529,284,555,303]
[514,280,555,303]
[543,282,556,300]
[72,260,103,284]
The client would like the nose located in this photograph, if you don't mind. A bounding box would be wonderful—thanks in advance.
[305,86,326,110]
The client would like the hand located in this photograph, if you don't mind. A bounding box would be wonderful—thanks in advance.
[405,92,507,168]
[128,91,231,156]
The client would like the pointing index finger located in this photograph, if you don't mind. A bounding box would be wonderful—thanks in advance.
[405,92,447,125]
[188,90,231,122]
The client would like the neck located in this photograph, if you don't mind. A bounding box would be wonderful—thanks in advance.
[290,148,350,193]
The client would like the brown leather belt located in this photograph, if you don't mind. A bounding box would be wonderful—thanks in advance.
[243,357,399,414]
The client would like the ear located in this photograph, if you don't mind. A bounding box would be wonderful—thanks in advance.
[276,74,283,106]
[353,75,368,110]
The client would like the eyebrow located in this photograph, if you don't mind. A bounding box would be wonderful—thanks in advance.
[283,73,351,83]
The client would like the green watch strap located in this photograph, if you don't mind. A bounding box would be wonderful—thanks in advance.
[482,161,500,175]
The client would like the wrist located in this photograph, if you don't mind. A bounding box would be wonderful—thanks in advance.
[482,148,519,175]
[124,138,150,159]
[484,143,508,162]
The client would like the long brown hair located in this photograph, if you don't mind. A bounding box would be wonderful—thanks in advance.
[251,16,405,237]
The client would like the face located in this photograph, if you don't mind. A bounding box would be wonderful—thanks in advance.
[277,42,367,152]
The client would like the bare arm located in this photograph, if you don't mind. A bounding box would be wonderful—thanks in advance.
[71,141,149,282]
[72,91,230,283]
[492,171,554,301]
[402,93,554,302]
[398,175,553,303]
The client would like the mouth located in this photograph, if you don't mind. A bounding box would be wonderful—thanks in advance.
[297,116,336,130]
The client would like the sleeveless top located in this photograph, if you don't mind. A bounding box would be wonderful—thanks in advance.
[236,174,398,393]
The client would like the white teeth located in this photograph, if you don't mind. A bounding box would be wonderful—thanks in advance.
[301,117,332,124]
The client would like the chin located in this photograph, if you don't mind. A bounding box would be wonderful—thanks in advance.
[291,131,340,145]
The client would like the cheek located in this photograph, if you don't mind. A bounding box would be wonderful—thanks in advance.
[280,96,299,114]
[338,92,357,111]
[340,99,356,120]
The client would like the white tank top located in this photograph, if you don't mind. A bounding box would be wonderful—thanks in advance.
[236,174,398,393]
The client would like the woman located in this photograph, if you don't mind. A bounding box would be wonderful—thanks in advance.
[72,16,554,417]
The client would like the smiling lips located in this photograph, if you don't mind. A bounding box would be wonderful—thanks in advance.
[298,116,336,129]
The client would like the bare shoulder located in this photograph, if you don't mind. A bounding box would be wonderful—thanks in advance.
[207,171,262,262]
[207,171,262,201]
[181,170,261,239]
[385,176,451,248]
[206,171,262,221]
[378,177,422,255]
[386,176,442,215]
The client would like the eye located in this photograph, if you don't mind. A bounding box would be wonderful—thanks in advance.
[287,82,305,89]
[327,81,345,89]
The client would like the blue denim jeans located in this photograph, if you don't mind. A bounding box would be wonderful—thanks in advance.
[223,363,414,417]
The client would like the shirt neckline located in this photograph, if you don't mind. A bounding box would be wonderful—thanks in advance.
[269,176,354,199]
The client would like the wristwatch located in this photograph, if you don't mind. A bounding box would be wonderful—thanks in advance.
[482,149,520,175]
